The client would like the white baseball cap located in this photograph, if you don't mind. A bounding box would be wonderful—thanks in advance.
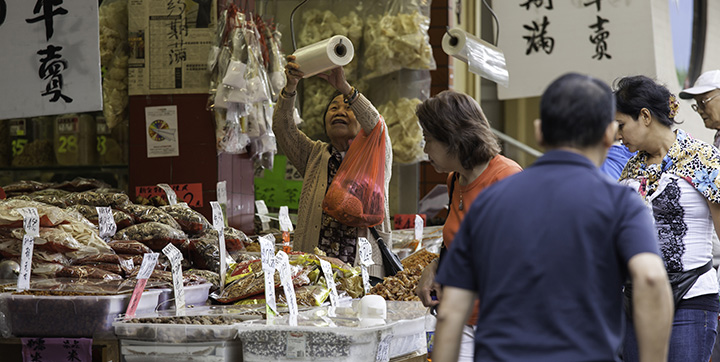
[679,70,720,99]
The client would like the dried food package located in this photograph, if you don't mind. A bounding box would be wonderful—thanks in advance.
[54,114,97,166]
[107,240,152,255]
[187,235,221,272]
[7,227,99,258]
[0,241,70,265]
[0,199,72,228]
[99,0,129,129]
[113,222,188,252]
[277,283,330,307]
[186,269,221,292]
[160,204,212,234]
[56,265,123,281]
[125,268,207,287]
[55,177,113,193]
[23,193,67,208]
[63,191,131,209]
[120,204,181,230]
[2,180,53,196]
[55,221,114,256]
[67,204,134,230]
[10,117,55,167]
[378,97,425,164]
[361,0,435,80]
[223,226,250,252]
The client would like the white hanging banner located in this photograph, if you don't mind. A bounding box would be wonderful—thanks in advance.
[0,0,102,118]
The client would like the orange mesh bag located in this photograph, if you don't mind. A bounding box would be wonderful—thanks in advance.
[322,119,387,227]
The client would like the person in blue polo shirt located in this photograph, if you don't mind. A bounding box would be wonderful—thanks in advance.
[432,73,674,362]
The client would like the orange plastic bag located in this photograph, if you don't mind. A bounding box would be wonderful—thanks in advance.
[322,119,386,227]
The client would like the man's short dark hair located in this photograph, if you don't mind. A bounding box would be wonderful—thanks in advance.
[540,73,616,148]
[416,90,500,170]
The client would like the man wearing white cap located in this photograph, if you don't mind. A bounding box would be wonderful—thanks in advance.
[679,70,720,148]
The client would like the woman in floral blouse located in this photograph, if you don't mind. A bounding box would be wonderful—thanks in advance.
[615,75,720,362]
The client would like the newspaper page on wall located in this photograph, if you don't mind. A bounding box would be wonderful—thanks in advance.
[128,0,216,95]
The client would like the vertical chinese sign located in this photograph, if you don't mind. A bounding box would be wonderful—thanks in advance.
[496,0,664,100]
[0,0,102,119]
[128,0,216,94]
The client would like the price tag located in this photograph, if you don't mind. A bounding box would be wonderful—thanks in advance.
[276,251,298,326]
[96,206,117,240]
[259,235,277,316]
[414,214,424,251]
[216,181,227,205]
[120,257,135,273]
[210,201,227,291]
[157,183,178,205]
[286,333,307,358]
[278,206,293,232]
[319,258,339,312]
[358,237,374,266]
[18,207,39,237]
[162,244,185,315]
[125,253,159,319]
[361,265,371,294]
[376,335,393,362]
[17,234,34,291]
[255,200,271,231]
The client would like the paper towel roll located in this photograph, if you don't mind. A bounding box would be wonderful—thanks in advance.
[442,28,509,87]
[292,35,354,78]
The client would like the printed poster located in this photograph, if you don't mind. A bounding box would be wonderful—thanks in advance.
[145,105,179,158]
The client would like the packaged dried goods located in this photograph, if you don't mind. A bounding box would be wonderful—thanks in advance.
[126,268,208,288]
[107,240,153,255]
[187,234,221,272]
[224,226,250,252]
[0,241,69,265]
[0,199,72,228]
[277,283,330,307]
[2,180,53,196]
[120,204,181,229]
[54,177,112,192]
[56,265,123,281]
[67,204,134,230]
[161,204,212,234]
[186,269,221,292]
[63,190,131,209]
[113,222,188,251]
[56,221,114,255]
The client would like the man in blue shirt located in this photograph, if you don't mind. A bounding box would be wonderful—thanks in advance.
[433,73,673,362]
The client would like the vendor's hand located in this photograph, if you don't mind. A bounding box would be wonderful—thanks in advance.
[284,55,303,93]
[415,260,440,307]
[317,67,352,96]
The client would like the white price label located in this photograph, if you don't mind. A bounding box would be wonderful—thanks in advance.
[96,207,117,240]
[414,215,424,245]
[18,207,39,237]
[361,265,371,294]
[264,271,277,316]
[358,237,374,266]
[157,183,178,205]
[278,206,293,232]
[376,335,393,362]
[259,235,277,272]
[216,181,227,205]
[319,259,339,309]
[17,234,34,291]
[137,253,159,279]
[210,202,227,290]
[162,244,185,314]
[120,257,135,273]
[255,200,269,215]
[286,333,307,358]
[276,251,298,325]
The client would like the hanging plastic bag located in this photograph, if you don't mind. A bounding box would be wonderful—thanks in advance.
[322,120,387,227]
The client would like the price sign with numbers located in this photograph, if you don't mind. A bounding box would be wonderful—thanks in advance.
[278,206,293,232]
[276,251,298,326]
[255,200,271,231]
[259,235,277,316]
[210,201,227,291]
[358,237,374,267]
[18,207,39,237]
[17,234,34,291]
[216,181,227,205]
[157,183,178,205]
[361,265,371,294]
[162,244,185,315]
[125,253,159,318]
[319,258,339,309]
[414,214,424,251]
[96,207,117,240]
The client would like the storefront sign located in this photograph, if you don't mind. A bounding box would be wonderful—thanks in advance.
[136,183,203,207]
[0,0,102,119]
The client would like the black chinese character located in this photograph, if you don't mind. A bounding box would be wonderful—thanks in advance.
[63,340,81,362]
[169,48,187,65]
[167,0,186,15]
[522,16,555,55]
[584,0,601,11]
[519,0,553,10]
[589,15,612,60]
[37,45,73,103]
[26,0,68,41]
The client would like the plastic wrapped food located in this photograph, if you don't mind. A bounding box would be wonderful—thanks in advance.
[56,265,123,280]
[56,221,114,255]
[187,235,220,273]
[120,204,181,230]
[2,180,53,195]
[126,269,207,287]
[0,199,71,228]
[67,204,134,230]
[377,97,425,164]
[14,228,100,258]
[107,240,153,255]
[0,241,69,265]
[277,283,330,307]
[113,222,188,251]
[203,227,249,253]
[54,177,112,193]
[63,191,131,209]
[186,269,221,292]
[160,204,212,234]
